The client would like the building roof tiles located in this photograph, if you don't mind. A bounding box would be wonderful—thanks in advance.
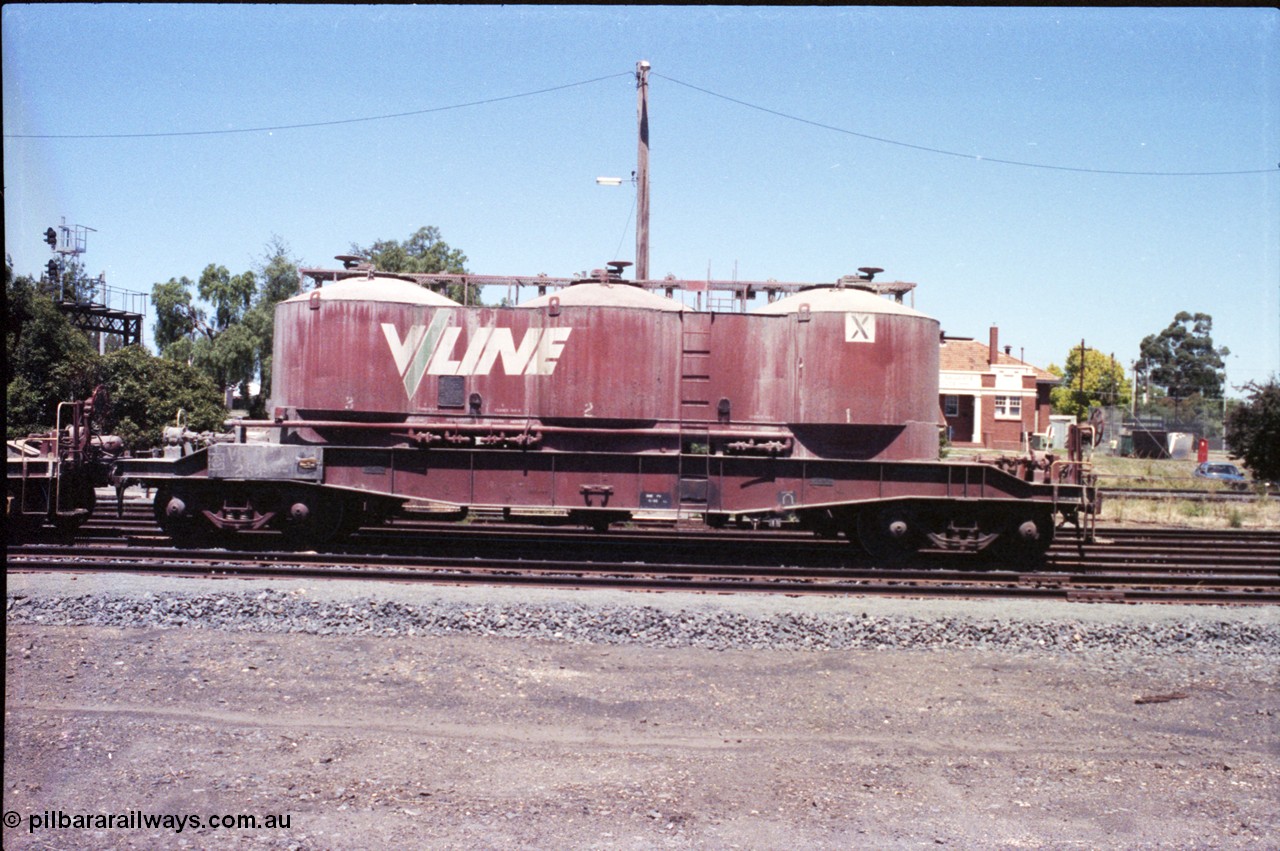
[939,338,1058,382]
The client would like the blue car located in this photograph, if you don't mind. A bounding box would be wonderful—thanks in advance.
[1193,462,1248,489]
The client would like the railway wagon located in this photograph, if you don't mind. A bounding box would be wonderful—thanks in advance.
[116,261,1098,560]
[7,387,120,535]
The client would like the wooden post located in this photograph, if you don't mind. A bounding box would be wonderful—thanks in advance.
[636,60,650,281]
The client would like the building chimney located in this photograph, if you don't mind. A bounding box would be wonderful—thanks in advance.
[989,326,999,365]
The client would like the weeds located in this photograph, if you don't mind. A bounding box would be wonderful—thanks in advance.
[1179,501,1208,519]
[1102,496,1276,529]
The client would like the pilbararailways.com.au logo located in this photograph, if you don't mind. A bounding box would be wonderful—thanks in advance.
[382,315,573,399]
[7,809,291,834]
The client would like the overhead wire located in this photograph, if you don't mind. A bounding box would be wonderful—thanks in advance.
[8,66,1274,177]
[654,72,1277,177]
[611,190,637,263]
[3,72,634,139]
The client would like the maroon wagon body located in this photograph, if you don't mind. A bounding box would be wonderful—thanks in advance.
[271,276,941,463]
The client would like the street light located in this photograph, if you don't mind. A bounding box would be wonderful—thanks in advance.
[595,177,624,187]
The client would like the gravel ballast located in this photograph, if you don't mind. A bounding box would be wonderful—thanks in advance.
[7,573,1280,659]
[6,573,1278,849]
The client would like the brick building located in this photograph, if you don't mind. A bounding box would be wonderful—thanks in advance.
[939,327,1058,450]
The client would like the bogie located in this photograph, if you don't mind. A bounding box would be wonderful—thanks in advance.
[841,502,1059,566]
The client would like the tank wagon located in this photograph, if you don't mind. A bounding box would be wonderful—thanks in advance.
[116,260,1098,560]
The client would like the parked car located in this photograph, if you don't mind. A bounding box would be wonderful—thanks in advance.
[1192,462,1249,490]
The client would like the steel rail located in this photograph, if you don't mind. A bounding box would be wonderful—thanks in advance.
[18,537,1278,578]
[21,525,1280,576]
[8,543,1278,605]
[8,543,1276,581]
[1099,487,1277,502]
[72,504,1280,545]
[27,512,1280,573]
[71,500,1280,541]
[8,560,1279,606]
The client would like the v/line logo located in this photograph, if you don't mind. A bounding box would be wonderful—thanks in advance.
[382,314,573,399]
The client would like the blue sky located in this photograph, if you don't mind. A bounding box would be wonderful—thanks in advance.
[5,5,1278,393]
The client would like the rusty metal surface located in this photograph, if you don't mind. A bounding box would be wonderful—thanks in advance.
[307,445,1073,517]
[272,299,685,427]
[272,276,940,463]
[711,307,940,458]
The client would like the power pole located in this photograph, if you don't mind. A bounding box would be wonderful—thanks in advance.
[1078,339,1087,416]
[635,60,651,281]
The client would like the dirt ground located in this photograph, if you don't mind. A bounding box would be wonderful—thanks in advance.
[4,610,1278,849]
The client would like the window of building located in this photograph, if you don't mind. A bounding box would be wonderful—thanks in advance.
[994,395,1021,419]
[944,395,959,417]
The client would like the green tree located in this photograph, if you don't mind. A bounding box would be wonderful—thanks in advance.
[257,236,302,306]
[1137,312,1230,416]
[6,262,98,437]
[143,230,465,417]
[1048,346,1132,420]
[150,240,301,417]
[6,258,36,387]
[349,226,472,302]
[189,263,258,398]
[151,276,202,352]
[197,263,256,332]
[242,236,301,415]
[1225,378,1280,483]
[96,345,226,452]
[9,256,229,450]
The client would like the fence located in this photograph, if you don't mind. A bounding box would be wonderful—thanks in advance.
[1096,399,1234,457]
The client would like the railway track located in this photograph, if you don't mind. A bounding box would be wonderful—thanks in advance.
[9,510,1279,606]
[1100,487,1278,502]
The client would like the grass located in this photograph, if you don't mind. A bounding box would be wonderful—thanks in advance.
[1101,495,1279,529]
[1090,454,1278,529]
[949,447,1278,530]
[1084,453,1257,491]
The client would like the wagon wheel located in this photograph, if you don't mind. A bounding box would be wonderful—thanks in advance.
[985,509,1054,566]
[278,487,345,548]
[854,504,923,565]
[154,485,210,545]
